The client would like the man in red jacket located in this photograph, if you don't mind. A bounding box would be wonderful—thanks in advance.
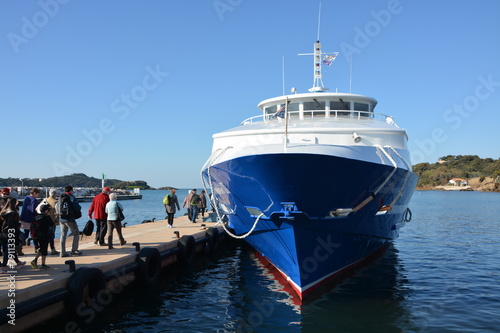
[88,187,111,245]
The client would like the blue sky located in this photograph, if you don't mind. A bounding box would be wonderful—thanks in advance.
[1,0,499,188]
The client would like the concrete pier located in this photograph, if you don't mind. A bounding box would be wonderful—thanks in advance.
[0,215,224,332]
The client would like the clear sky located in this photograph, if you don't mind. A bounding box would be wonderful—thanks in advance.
[1,0,499,188]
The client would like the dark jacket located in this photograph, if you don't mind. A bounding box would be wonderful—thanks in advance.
[1,209,20,238]
[20,195,38,223]
[34,214,54,240]
[165,194,181,214]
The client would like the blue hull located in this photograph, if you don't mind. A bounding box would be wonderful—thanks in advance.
[203,153,417,297]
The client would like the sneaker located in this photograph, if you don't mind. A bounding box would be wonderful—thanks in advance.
[94,240,98,244]
[71,250,82,256]
[40,264,50,270]
[60,252,71,258]
[31,261,38,269]
[120,240,127,246]
[16,261,26,267]
[50,249,60,256]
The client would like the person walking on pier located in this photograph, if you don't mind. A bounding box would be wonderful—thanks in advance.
[182,190,193,221]
[58,185,83,257]
[20,188,40,254]
[30,202,54,270]
[199,190,207,217]
[189,189,201,223]
[105,193,126,249]
[45,189,60,255]
[88,187,111,246]
[164,189,181,228]
[1,197,26,272]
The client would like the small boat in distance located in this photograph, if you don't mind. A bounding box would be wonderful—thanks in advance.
[202,35,418,300]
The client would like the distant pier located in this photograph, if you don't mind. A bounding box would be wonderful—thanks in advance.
[0,216,224,332]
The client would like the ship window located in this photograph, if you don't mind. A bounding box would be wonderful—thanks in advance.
[330,100,351,117]
[354,102,369,117]
[303,100,325,111]
[264,105,277,115]
[288,102,299,111]
[354,102,369,111]
[330,101,350,110]
[304,100,325,118]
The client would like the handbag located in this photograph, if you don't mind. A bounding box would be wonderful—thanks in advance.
[117,205,125,221]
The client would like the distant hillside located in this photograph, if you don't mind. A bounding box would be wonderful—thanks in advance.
[0,173,152,189]
[413,155,500,191]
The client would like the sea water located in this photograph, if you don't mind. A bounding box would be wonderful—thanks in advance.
[28,190,500,332]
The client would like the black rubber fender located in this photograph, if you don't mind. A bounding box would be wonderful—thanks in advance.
[65,267,106,318]
[205,227,219,253]
[178,235,196,265]
[135,247,162,285]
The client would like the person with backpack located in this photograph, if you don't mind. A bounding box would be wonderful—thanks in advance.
[189,189,201,223]
[164,189,180,228]
[58,185,83,257]
[30,202,54,270]
[88,187,111,246]
[105,193,126,249]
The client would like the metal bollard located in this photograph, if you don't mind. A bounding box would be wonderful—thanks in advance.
[132,242,141,252]
[173,231,180,239]
[65,260,76,272]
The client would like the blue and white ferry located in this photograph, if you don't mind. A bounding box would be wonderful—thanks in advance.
[202,39,418,300]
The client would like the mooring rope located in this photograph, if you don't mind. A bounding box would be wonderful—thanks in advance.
[220,213,264,239]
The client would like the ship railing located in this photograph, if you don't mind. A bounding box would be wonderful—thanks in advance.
[241,110,399,127]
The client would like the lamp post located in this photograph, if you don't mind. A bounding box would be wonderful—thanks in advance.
[19,178,23,196]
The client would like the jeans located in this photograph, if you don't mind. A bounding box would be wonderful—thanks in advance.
[190,205,199,222]
[60,221,80,254]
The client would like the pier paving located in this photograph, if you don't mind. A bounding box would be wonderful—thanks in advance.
[0,215,222,331]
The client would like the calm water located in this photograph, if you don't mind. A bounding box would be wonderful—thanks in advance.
[30,190,500,332]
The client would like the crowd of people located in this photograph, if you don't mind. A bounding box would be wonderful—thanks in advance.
[0,185,130,273]
[163,189,208,227]
[1,186,210,273]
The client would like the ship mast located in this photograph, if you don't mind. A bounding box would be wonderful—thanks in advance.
[298,3,338,92]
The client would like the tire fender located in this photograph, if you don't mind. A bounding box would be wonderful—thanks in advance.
[65,267,106,318]
[135,247,162,285]
[205,227,219,253]
[178,235,196,265]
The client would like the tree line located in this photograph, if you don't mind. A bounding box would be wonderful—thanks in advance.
[413,155,500,187]
[0,173,151,189]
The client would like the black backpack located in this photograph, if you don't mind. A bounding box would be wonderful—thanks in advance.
[82,219,94,237]
[57,194,82,220]
[57,194,73,220]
